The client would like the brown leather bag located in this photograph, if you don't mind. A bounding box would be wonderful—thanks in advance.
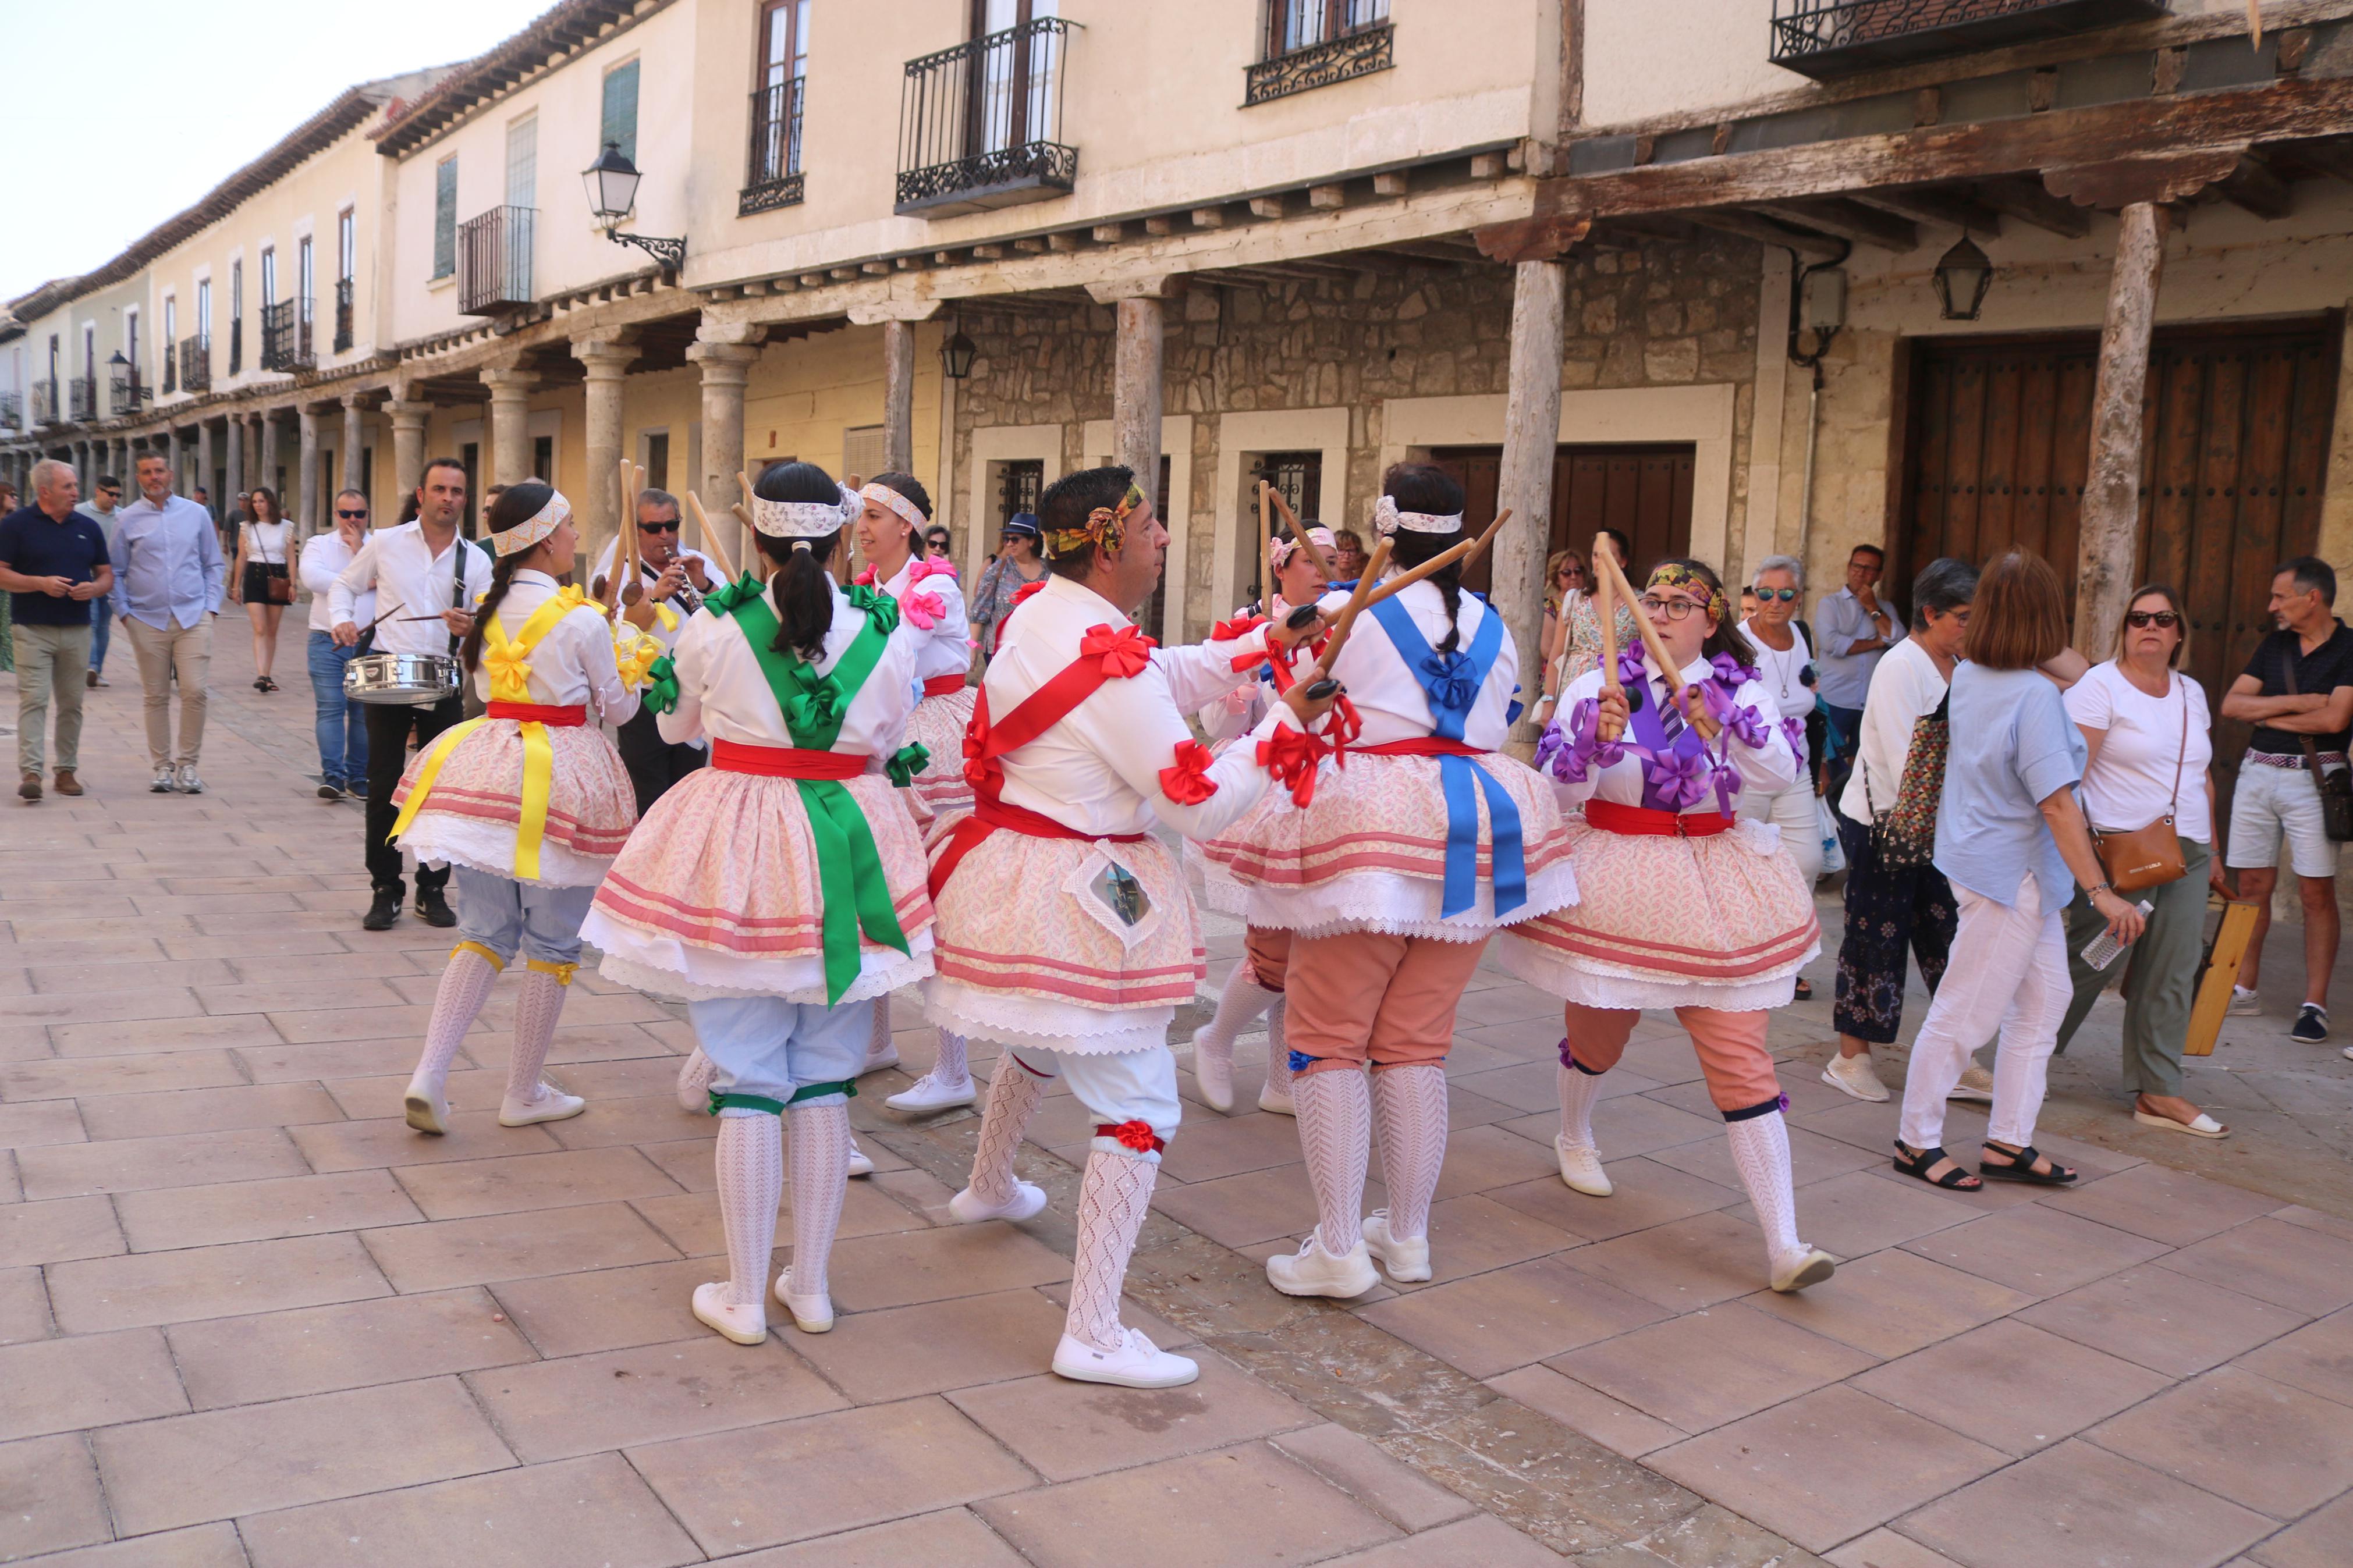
[259,527,294,605]
[2089,678,2187,894]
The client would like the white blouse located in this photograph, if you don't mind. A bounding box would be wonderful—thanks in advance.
[1550,654,1801,813]
[470,570,641,727]
[877,555,972,685]
[656,581,921,760]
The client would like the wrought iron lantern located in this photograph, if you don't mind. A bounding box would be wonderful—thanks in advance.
[582,142,686,271]
[939,326,977,381]
[1932,236,1994,322]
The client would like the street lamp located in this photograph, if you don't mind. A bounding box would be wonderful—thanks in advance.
[582,142,686,272]
[1932,235,1994,321]
[939,326,977,381]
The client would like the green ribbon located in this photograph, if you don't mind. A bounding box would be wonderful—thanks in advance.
[644,654,680,716]
[714,584,911,1004]
[885,742,931,788]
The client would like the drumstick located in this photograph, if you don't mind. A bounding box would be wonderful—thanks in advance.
[1263,485,1339,581]
[1302,537,1392,679]
[1594,538,1716,737]
[684,491,740,585]
[611,458,636,622]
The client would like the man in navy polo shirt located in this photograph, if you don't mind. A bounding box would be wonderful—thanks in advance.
[0,459,113,801]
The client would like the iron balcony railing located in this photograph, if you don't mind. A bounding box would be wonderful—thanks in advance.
[1246,17,1394,105]
[112,362,145,415]
[260,297,314,372]
[741,76,808,215]
[229,316,243,376]
[0,392,21,430]
[1768,0,2169,77]
[333,277,355,354]
[180,335,212,394]
[896,16,1079,216]
[458,206,535,315]
[31,381,59,426]
[69,376,97,422]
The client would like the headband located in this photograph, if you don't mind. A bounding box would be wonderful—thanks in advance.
[1371,495,1463,536]
[492,490,571,557]
[1270,526,1336,571]
[1042,482,1145,560]
[1648,561,1726,623]
[750,482,860,542]
[860,482,928,534]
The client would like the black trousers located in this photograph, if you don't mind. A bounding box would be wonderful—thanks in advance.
[1830,806,1958,1045]
[614,706,705,817]
[365,695,464,898]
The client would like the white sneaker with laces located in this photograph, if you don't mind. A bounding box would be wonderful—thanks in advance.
[1361,1210,1431,1282]
[1820,1051,1890,1103]
[846,1137,875,1177]
[1050,1327,1198,1388]
[691,1281,766,1345]
[150,767,176,794]
[498,1084,586,1126]
[175,764,204,794]
[2227,987,2262,1015]
[1948,1064,1995,1103]
[1555,1136,1614,1196]
[402,1072,450,1136]
[947,1179,1047,1224]
[773,1268,833,1333]
[885,1072,977,1112]
[1265,1233,1380,1298]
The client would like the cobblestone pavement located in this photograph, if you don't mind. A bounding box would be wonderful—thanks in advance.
[3,640,2352,1568]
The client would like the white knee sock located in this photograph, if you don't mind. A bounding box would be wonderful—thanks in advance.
[865,994,893,1068]
[506,966,568,1103]
[785,1103,850,1302]
[1067,1146,1158,1352]
[1197,962,1279,1073]
[1556,1054,1605,1151]
[413,947,498,1089]
[1370,1065,1447,1243]
[967,1057,1048,1206]
[933,1029,971,1087]
[715,1111,784,1312]
[1261,998,1294,1107]
[1291,1067,1371,1255]
[1724,1111,1807,1264]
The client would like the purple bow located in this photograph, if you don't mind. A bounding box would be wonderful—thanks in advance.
[1649,746,1718,810]
[1779,714,1809,765]
[1699,679,1771,749]
[1615,646,1649,688]
[1541,698,1624,784]
[1709,652,1754,689]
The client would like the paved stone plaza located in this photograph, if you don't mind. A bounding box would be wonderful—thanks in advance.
[4,643,2353,1568]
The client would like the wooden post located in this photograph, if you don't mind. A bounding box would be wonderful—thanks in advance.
[1497,257,1570,746]
[881,318,915,475]
[1111,294,1165,500]
[2074,200,2169,652]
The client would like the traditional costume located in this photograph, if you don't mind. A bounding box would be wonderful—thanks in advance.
[590,534,716,815]
[923,482,1300,1389]
[1197,497,1577,1297]
[582,482,933,1343]
[1504,562,1835,1293]
[395,490,640,1135]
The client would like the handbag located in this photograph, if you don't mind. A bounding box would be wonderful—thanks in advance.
[2285,649,2353,842]
[2089,678,2188,893]
[1860,694,1949,867]
[259,527,294,605]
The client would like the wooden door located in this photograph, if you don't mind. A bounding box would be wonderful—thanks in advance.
[1429,443,1694,598]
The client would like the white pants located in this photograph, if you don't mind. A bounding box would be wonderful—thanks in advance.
[1898,873,2069,1153]
[1739,780,1825,884]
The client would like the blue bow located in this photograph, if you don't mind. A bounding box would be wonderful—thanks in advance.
[1421,649,1477,715]
[1436,753,1527,919]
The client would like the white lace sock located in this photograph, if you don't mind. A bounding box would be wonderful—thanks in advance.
[506,966,569,1103]
[412,946,499,1089]
[865,994,893,1068]
[1198,962,1279,1078]
[785,1103,850,1301]
[1067,1146,1158,1352]
[1291,1066,1371,1255]
[715,1110,785,1311]
[1262,998,1294,1104]
[933,1029,971,1087]
[1556,1051,1605,1151]
[967,1056,1048,1207]
[1725,1110,1807,1264]
[1371,1065,1448,1243]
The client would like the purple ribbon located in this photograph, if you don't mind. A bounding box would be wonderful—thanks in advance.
[1709,652,1754,689]
[1779,714,1808,765]
[1701,679,1772,750]
[1615,646,1649,688]
[1540,697,1625,784]
[1649,746,1717,810]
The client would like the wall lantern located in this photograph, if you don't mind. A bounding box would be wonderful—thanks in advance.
[1932,235,1994,322]
[939,327,977,381]
[582,142,687,271]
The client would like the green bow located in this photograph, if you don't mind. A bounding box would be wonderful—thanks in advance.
[783,664,847,737]
[885,742,931,788]
[845,582,902,635]
[644,654,680,716]
[704,573,766,615]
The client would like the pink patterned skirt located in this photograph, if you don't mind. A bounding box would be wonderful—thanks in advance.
[904,682,977,819]
[392,719,635,887]
[582,767,935,1004]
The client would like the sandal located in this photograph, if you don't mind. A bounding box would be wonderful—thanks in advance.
[1793,977,1813,1001]
[1978,1142,2077,1185]
[1893,1141,1981,1190]
[260,677,280,692]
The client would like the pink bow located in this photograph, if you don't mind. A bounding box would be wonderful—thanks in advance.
[902,590,947,631]
[909,557,958,584]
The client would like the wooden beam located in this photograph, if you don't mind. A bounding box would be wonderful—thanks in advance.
[1472,213,1589,263]
[1848,184,2004,236]
[1685,209,1846,262]
[1973,176,2092,238]
[2276,135,2353,183]
[2045,146,2247,208]
[2219,155,2295,219]
[1752,197,1919,251]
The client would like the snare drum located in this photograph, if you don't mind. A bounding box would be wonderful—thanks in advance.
[345,651,463,706]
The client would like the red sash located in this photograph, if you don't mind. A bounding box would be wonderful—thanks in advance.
[712,739,865,779]
[1584,798,1733,838]
[1350,737,1484,759]
[922,674,968,698]
[487,702,586,727]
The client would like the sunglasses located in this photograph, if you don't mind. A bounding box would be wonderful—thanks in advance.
[335,509,367,520]
[638,519,682,534]
[2124,610,2181,630]
[1754,586,1798,602]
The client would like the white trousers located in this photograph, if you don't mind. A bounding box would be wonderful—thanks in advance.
[1897,873,2070,1153]
[1739,779,1825,884]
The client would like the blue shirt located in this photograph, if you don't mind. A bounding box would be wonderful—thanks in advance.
[0,503,111,627]
[1814,586,1906,710]
[111,493,226,632]
[1935,662,2086,912]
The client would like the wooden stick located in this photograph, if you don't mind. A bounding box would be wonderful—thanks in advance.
[1460,507,1513,569]
[1593,532,1625,739]
[1262,485,1339,580]
[2184,899,2260,1057]
[1593,542,1715,737]
[684,491,739,585]
[611,458,637,622]
[1304,538,1392,678]
[1355,508,1514,611]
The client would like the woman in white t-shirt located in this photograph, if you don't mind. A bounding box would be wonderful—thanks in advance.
[1738,558,1826,941]
[232,486,294,692]
[2054,585,2230,1137]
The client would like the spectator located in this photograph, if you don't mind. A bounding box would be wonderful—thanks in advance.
[969,512,1048,656]
[589,488,714,813]
[232,487,293,692]
[0,482,13,674]
[2220,557,2352,1044]
[74,474,124,688]
[1556,527,1639,686]
[1740,557,1825,990]
[1826,557,1978,1103]
[113,453,226,795]
[299,489,374,800]
[2054,585,2228,1134]
[331,457,490,931]
[924,524,952,557]
[1529,548,1589,731]
[1816,543,1903,803]
[1892,549,2142,1192]
[1328,527,1369,582]
[0,460,112,801]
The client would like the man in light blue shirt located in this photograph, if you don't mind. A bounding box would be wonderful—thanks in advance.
[73,475,123,688]
[1815,543,1904,803]
[111,452,226,794]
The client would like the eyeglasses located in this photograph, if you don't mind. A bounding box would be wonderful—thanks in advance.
[335,509,367,520]
[1755,586,1798,603]
[2124,610,2181,630]
[1638,595,1708,621]
[638,519,682,534]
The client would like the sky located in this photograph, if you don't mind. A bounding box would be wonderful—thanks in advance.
[0,0,557,304]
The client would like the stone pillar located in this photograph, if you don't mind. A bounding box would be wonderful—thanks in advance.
[386,397,432,503]
[687,337,760,564]
[260,412,282,503]
[573,336,640,584]
[223,416,243,514]
[480,367,535,489]
[165,426,181,492]
[298,407,322,531]
[1497,257,1570,746]
[111,437,128,489]
[196,421,214,514]
[1110,297,1165,502]
[881,319,915,476]
[2075,201,2168,652]
[342,397,364,498]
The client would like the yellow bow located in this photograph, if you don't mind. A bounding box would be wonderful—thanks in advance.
[615,629,663,693]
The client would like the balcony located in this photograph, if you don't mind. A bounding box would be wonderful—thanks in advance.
[31,381,59,426]
[896,17,1078,217]
[1769,0,2170,78]
[458,205,535,315]
[1245,19,1394,106]
[180,335,212,394]
[229,317,243,376]
[260,298,314,372]
[0,392,20,431]
[740,76,807,216]
[334,277,354,354]
[69,376,97,423]
[111,362,145,415]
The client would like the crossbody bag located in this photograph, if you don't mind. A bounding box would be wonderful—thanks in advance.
[2285,650,2353,842]
[2088,677,2187,893]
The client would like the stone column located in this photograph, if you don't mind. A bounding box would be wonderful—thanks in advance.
[260,411,282,502]
[165,426,181,492]
[573,336,640,583]
[112,437,129,489]
[342,397,364,497]
[687,336,760,564]
[480,367,536,489]
[223,415,243,513]
[1110,297,1165,499]
[1497,257,1570,746]
[196,421,214,514]
[881,319,915,476]
[386,396,432,502]
[2075,201,2168,652]
[298,407,322,531]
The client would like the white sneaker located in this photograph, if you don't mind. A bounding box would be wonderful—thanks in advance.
[1949,1064,1995,1103]
[1361,1210,1431,1282]
[1821,1051,1890,1103]
[2228,986,2261,1016]
[859,1043,901,1075]
[1258,1061,1296,1117]
[1051,1327,1198,1389]
[773,1268,834,1333]
[675,1049,716,1114]
[1193,1026,1234,1114]
[1266,1233,1380,1298]
[499,1084,585,1126]
[1555,1136,1613,1197]
[403,1072,450,1136]
[846,1137,875,1177]
[947,1179,1047,1224]
[1770,1246,1837,1293]
[885,1072,977,1113]
[150,767,175,794]
[174,764,204,794]
[692,1281,766,1345]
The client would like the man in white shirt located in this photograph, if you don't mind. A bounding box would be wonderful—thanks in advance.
[300,489,377,799]
[588,487,715,813]
[332,457,491,931]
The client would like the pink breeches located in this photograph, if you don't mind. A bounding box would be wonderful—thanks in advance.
[1244,926,1294,993]
[1286,930,1489,1075]
[1561,1003,1783,1115]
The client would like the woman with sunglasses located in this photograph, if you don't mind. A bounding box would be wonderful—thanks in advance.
[298,490,374,798]
[234,486,292,692]
[1557,529,1641,686]
[1510,557,1833,1295]
[1740,557,1826,994]
[2050,586,2228,1136]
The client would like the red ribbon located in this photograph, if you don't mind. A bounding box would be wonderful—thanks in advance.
[1210,613,1265,641]
[712,739,866,778]
[1079,623,1156,678]
[1258,723,1328,808]
[928,797,1147,898]
[1099,1120,1166,1154]
[1159,739,1219,805]
[989,577,1051,655]
[1583,798,1734,837]
[922,674,967,698]
[486,702,587,726]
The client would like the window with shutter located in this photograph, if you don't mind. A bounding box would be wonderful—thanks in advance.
[602,60,640,165]
[433,159,457,279]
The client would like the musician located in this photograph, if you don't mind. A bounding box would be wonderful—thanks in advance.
[331,457,492,933]
[588,488,717,815]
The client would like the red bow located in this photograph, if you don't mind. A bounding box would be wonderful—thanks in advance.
[1325,693,1365,757]
[1158,739,1219,805]
[1211,613,1265,642]
[1099,1120,1165,1154]
[961,706,1000,797]
[1258,723,1328,808]
[1080,623,1156,679]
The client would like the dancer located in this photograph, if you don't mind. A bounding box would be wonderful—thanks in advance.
[1199,465,1577,1297]
[583,462,935,1344]
[1507,555,1834,1293]
[926,464,1333,1388]
[393,483,640,1136]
